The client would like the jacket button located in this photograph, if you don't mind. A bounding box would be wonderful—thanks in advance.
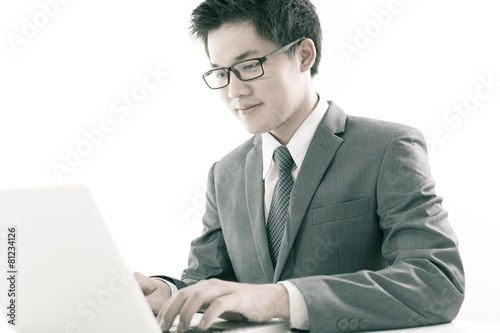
[360,319,370,330]
[338,318,349,331]
[349,319,359,330]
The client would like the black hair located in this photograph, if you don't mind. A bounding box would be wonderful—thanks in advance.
[190,0,322,77]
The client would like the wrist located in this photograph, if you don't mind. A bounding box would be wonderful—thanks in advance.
[152,277,172,299]
[272,284,290,319]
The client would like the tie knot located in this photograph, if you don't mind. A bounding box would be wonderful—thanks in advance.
[274,146,294,173]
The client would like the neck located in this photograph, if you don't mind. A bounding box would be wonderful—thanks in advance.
[270,89,319,145]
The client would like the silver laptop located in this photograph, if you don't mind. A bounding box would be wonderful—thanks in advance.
[0,185,290,333]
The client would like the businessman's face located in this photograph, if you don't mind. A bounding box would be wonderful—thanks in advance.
[207,22,310,140]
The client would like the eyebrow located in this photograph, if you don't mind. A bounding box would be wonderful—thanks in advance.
[210,50,260,68]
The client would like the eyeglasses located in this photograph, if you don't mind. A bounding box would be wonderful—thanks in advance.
[202,37,306,90]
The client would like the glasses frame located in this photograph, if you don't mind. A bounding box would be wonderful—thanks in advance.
[202,37,306,90]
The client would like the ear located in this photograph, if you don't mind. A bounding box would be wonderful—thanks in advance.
[297,38,316,73]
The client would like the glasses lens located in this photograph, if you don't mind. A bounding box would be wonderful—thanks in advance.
[234,60,263,80]
[204,69,228,89]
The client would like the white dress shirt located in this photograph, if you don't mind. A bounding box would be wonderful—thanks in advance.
[159,95,329,331]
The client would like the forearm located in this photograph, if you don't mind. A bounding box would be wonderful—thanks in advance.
[289,249,464,332]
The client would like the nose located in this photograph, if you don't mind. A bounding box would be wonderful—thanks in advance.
[226,71,252,99]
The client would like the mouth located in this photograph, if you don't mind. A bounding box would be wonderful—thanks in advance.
[236,103,263,116]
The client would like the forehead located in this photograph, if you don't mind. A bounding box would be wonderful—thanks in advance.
[207,22,277,67]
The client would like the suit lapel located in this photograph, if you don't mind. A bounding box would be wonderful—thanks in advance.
[245,135,275,283]
[273,102,347,282]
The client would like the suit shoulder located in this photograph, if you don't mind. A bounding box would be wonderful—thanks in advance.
[213,135,257,171]
[344,114,423,141]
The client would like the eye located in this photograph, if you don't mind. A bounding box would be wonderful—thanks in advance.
[242,62,259,71]
[215,71,227,79]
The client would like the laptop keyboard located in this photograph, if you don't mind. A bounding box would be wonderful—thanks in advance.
[168,326,224,333]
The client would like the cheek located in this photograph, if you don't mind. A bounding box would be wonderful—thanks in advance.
[261,83,288,108]
[261,71,291,98]
[218,89,231,105]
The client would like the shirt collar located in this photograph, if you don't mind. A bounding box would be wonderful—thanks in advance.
[261,94,329,179]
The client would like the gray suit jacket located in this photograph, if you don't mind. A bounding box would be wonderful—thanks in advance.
[164,101,465,332]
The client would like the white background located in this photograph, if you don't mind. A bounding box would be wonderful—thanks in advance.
[0,0,499,329]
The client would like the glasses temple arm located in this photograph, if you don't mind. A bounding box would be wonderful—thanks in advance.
[262,37,306,61]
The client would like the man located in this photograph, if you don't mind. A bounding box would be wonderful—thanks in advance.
[135,0,465,332]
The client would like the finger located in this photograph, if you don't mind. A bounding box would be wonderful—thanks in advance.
[162,293,205,332]
[158,288,211,332]
[159,280,232,332]
[156,296,173,329]
[176,287,225,332]
[156,288,176,320]
[145,286,167,314]
[134,273,169,314]
[198,294,240,331]
[158,290,190,331]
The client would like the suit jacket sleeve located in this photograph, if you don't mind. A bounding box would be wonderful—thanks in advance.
[152,163,236,289]
[178,163,237,287]
[288,127,465,332]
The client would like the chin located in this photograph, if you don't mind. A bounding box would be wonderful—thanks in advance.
[242,122,267,135]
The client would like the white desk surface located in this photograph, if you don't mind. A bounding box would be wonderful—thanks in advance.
[1,319,499,332]
[362,321,500,333]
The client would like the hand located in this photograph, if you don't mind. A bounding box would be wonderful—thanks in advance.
[134,272,172,314]
[156,278,290,332]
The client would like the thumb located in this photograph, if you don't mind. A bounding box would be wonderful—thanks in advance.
[133,272,156,296]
